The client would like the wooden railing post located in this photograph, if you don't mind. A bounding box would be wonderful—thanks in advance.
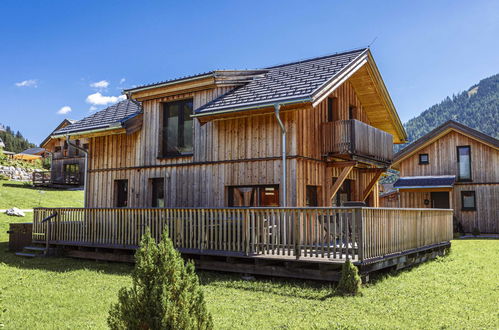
[354,208,364,262]
[294,210,301,260]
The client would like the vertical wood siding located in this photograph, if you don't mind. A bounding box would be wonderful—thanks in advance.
[86,80,384,209]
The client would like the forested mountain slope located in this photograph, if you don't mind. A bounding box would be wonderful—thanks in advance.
[397,73,499,151]
[0,124,36,153]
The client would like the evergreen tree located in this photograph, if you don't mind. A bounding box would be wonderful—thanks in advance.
[336,259,362,296]
[108,229,213,330]
[396,73,499,152]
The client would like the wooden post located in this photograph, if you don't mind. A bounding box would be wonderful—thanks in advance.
[45,218,51,254]
[354,208,363,262]
[294,210,301,259]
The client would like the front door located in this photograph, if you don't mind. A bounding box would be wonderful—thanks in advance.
[430,192,450,209]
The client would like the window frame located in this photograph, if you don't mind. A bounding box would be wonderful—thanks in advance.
[160,98,194,158]
[456,145,472,182]
[114,179,129,208]
[461,191,477,211]
[418,153,429,165]
[327,97,338,122]
[306,185,320,207]
[150,177,165,208]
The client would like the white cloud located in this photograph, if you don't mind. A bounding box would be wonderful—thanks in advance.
[57,106,72,115]
[89,106,98,112]
[15,79,38,87]
[90,80,109,89]
[86,92,126,106]
[119,78,126,84]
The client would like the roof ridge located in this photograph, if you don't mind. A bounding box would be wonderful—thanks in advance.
[393,120,499,162]
[264,47,368,69]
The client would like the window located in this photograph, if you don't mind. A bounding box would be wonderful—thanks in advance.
[457,146,472,181]
[151,178,165,207]
[83,143,89,150]
[461,191,476,211]
[162,99,193,156]
[327,97,337,122]
[75,139,80,156]
[63,163,79,174]
[115,179,128,207]
[348,105,356,120]
[306,186,319,206]
[228,185,279,207]
[419,153,429,165]
[54,146,62,152]
[63,163,80,184]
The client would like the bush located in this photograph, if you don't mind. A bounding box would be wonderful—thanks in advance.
[108,229,213,330]
[471,227,481,237]
[336,259,362,296]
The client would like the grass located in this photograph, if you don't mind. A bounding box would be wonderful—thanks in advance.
[0,181,498,329]
[0,180,84,209]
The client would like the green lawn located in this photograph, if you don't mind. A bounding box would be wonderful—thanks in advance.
[0,180,84,209]
[0,181,498,329]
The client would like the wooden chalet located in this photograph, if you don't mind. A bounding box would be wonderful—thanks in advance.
[27,49,454,280]
[390,121,499,234]
[36,119,89,187]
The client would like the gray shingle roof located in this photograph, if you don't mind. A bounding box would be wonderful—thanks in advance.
[394,176,456,189]
[53,99,142,135]
[195,48,367,115]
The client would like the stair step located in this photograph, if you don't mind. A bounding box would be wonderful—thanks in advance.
[15,252,37,258]
[24,246,46,252]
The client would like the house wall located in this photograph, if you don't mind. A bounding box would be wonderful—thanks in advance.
[47,137,88,185]
[397,130,499,233]
[85,80,383,208]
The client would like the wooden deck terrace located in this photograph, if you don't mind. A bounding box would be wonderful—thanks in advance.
[32,207,453,281]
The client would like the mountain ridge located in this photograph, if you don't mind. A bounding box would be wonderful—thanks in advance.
[396,73,499,151]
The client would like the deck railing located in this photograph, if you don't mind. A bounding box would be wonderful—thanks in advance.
[321,120,393,163]
[32,171,51,186]
[32,207,453,263]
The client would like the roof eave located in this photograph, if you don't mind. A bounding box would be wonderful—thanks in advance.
[123,73,215,95]
[192,96,313,119]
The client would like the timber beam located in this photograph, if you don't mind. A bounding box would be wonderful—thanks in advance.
[329,165,354,203]
[361,169,385,201]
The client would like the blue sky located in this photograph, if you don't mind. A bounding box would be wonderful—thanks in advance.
[1,0,498,144]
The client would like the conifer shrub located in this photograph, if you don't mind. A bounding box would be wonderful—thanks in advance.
[336,259,362,296]
[108,229,213,330]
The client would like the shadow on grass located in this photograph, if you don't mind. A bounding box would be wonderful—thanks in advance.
[197,269,338,301]
[1,183,65,192]
[0,242,132,276]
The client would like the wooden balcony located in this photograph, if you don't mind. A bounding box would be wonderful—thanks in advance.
[33,207,452,270]
[32,171,82,186]
[321,120,393,164]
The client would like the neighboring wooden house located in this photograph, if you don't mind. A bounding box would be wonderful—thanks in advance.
[391,121,499,233]
[51,48,406,208]
[37,119,88,186]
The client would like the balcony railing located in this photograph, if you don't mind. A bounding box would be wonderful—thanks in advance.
[321,120,393,163]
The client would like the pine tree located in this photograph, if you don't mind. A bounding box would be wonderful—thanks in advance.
[108,229,213,330]
[336,259,362,296]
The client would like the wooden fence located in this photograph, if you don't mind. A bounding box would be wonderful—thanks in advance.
[32,207,453,263]
[321,120,393,163]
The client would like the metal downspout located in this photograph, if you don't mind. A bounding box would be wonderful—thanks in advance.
[274,104,287,206]
[66,136,89,207]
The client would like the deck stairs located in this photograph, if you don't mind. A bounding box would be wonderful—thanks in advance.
[15,245,47,258]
